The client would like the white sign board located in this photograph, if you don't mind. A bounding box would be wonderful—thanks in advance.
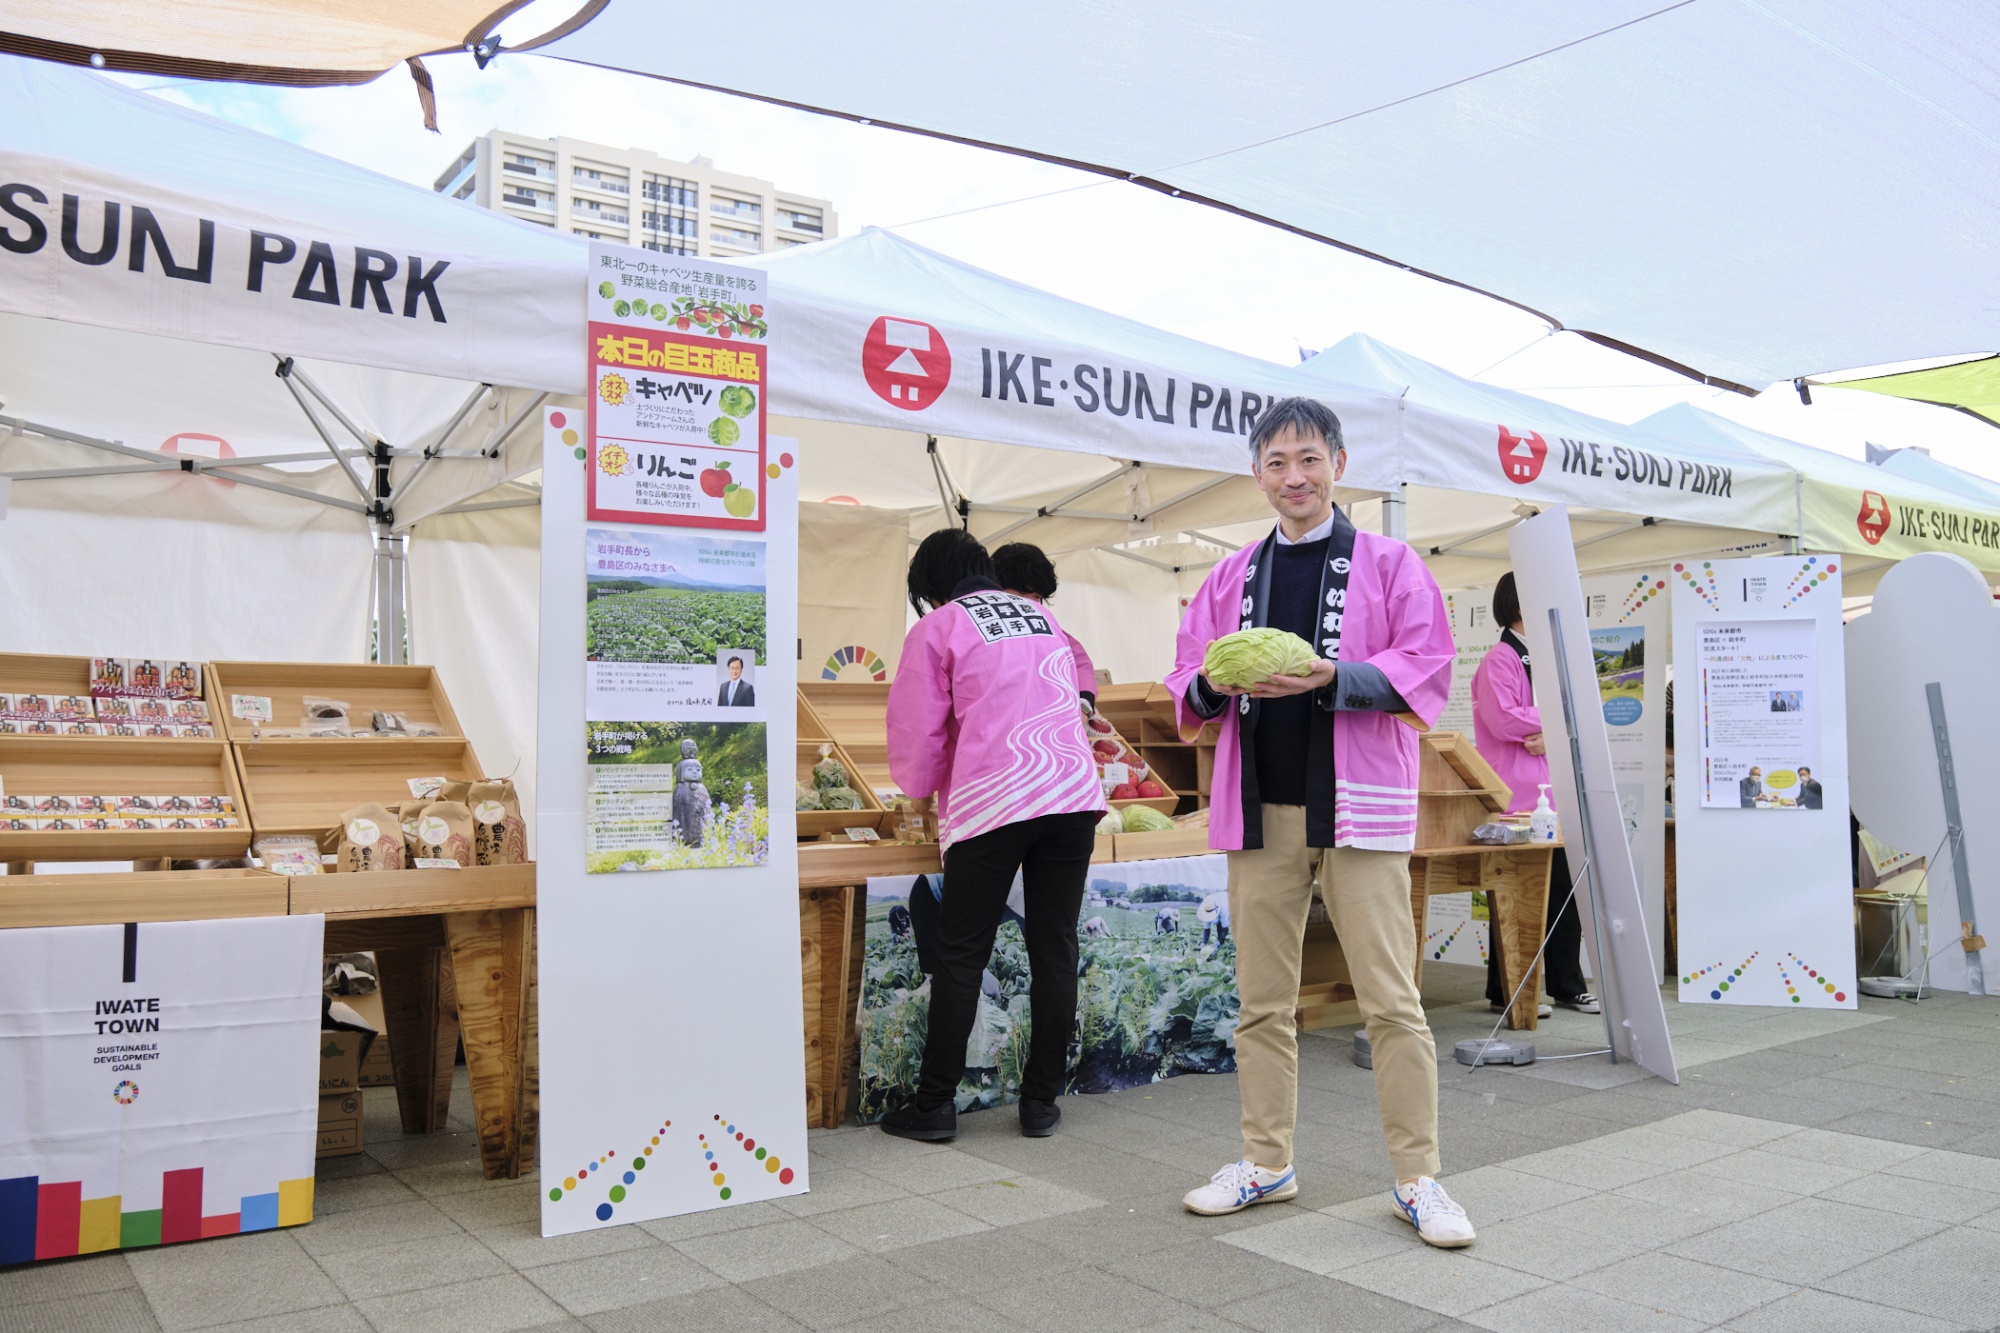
[1581,570,1670,978]
[1846,553,2000,994]
[1672,555,1854,1007]
[1509,506,1677,1081]
[0,916,322,1263]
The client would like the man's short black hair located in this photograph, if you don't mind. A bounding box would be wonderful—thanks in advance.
[1493,571,1522,628]
[907,526,994,617]
[1799,767,1811,776]
[727,656,743,668]
[992,542,1058,599]
[1249,396,1344,464]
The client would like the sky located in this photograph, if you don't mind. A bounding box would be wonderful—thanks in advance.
[129,45,2000,482]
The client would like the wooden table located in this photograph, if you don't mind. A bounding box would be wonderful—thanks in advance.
[0,864,538,1180]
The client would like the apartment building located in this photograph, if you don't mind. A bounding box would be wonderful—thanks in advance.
[433,130,836,258]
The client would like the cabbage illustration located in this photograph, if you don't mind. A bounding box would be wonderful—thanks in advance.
[1201,628,1317,689]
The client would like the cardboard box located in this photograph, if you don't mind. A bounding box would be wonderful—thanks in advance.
[343,990,396,1088]
[316,1090,363,1157]
[318,1029,363,1095]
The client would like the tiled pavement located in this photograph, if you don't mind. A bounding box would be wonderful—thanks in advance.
[7,967,2000,1332]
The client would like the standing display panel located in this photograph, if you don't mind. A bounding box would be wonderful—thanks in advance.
[1671,555,1854,1007]
[538,246,807,1237]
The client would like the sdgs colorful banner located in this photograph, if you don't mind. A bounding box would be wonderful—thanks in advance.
[586,245,768,533]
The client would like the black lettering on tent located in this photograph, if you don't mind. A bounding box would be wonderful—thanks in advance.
[1030,356,1055,406]
[247,231,296,292]
[128,207,214,283]
[995,350,1026,402]
[1188,382,1214,427]
[292,241,341,305]
[122,921,138,984]
[1072,364,1100,412]
[1132,373,1173,424]
[980,347,993,398]
[1212,388,1234,433]
[402,256,449,322]
[351,247,398,312]
[61,195,119,266]
[1102,368,1132,417]
[0,184,47,254]
[1239,391,1263,435]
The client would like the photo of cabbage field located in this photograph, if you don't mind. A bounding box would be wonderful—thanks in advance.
[587,588,766,666]
[858,858,1238,1122]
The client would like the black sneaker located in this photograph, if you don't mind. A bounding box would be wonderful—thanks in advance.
[1019,1097,1061,1138]
[881,1101,957,1142]
[1553,993,1602,1014]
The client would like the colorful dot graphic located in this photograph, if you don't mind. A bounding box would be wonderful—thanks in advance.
[1671,562,1720,608]
[707,1112,795,1199]
[1427,919,1471,961]
[1682,951,1759,1000]
[1784,558,1838,607]
[548,1118,672,1219]
[1617,573,1670,623]
[1786,951,1846,1004]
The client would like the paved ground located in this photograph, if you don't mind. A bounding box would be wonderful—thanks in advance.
[6,966,2000,1333]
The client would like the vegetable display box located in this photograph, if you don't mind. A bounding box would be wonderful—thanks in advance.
[796,695,892,839]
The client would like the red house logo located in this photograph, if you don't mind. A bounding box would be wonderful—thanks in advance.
[1857,490,1891,545]
[863,316,950,411]
[1497,425,1548,484]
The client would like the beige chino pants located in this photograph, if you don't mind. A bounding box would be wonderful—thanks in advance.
[1227,803,1440,1179]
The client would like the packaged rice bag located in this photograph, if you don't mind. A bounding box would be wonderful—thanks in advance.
[411,801,475,868]
[337,803,405,873]
[468,780,528,865]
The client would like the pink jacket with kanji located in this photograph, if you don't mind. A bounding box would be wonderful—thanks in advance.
[1471,637,1546,816]
[1165,528,1453,852]
[1066,630,1098,698]
[887,589,1106,852]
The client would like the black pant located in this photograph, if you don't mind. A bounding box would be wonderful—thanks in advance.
[915,810,1099,1108]
[1487,846,1588,1004]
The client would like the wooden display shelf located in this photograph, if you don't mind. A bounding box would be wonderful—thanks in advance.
[0,734,249,860]
[207,661,465,743]
[796,695,894,839]
[1096,682,1216,814]
[798,682,892,796]
[233,736,486,843]
[289,864,536,919]
[0,868,286,928]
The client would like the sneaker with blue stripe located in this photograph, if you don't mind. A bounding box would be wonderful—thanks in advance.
[1182,1160,1297,1215]
[1392,1176,1476,1247]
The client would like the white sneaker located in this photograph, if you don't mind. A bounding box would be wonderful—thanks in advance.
[1182,1160,1298,1215]
[1392,1177,1476,1247]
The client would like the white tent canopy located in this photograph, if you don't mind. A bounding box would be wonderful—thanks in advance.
[1639,403,2000,579]
[541,1,2000,389]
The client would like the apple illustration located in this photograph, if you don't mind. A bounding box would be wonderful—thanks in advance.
[700,462,732,497]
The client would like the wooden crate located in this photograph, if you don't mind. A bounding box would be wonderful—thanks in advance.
[233,737,486,844]
[289,864,535,918]
[1415,731,1513,850]
[0,867,286,928]
[207,662,465,743]
[798,682,892,796]
[0,734,250,861]
[796,695,893,839]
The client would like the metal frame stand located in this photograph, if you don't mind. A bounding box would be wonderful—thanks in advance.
[1548,606,1623,1062]
[1926,682,1985,994]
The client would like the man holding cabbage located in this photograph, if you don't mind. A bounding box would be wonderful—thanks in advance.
[1167,397,1474,1248]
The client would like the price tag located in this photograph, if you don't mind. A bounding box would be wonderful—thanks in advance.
[231,694,273,722]
[414,858,461,870]
[407,777,446,799]
[1102,762,1131,788]
[844,827,880,842]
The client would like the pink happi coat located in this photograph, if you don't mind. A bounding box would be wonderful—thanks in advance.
[1471,636,1546,816]
[1166,528,1453,853]
[1065,630,1098,697]
[888,590,1106,851]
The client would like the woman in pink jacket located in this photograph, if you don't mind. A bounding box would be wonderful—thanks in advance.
[992,542,1099,707]
[1471,572,1595,1014]
[881,528,1106,1143]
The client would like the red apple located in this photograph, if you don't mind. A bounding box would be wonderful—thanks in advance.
[1110,784,1139,801]
[1092,739,1122,761]
[700,465,731,497]
[1137,780,1165,798]
[1087,716,1114,734]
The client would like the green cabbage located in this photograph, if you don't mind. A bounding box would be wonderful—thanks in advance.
[1202,628,1317,689]
[795,782,823,812]
[1120,804,1176,833]
[819,785,863,811]
[1095,810,1123,836]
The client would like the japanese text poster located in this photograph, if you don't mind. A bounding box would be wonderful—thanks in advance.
[1696,618,1822,809]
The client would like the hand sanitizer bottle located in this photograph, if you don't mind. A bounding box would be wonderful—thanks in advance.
[1530,785,1560,843]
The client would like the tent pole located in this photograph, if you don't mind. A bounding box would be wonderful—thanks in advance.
[1382,482,1408,540]
[277,363,374,505]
